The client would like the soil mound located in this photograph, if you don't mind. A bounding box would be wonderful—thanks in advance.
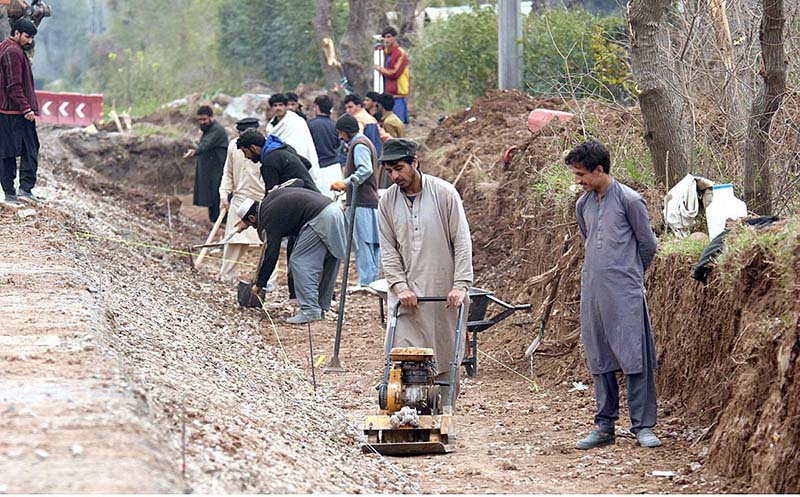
[59,129,195,194]
[421,90,800,492]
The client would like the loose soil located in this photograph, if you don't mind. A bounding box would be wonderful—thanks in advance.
[420,90,800,493]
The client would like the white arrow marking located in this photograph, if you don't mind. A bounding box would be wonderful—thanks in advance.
[42,101,52,116]
[75,103,86,119]
[59,102,69,117]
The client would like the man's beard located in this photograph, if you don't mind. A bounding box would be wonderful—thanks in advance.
[200,123,212,132]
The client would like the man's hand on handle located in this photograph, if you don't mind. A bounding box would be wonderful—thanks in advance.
[220,197,230,211]
[24,111,35,122]
[398,289,418,307]
[447,287,467,308]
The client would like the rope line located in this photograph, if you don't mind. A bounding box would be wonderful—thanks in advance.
[478,348,540,392]
[74,230,287,270]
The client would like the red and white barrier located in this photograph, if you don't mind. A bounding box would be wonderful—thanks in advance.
[35,91,103,126]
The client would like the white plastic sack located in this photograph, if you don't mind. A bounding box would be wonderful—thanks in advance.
[663,174,701,238]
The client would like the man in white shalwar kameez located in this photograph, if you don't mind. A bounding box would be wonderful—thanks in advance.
[219,118,271,284]
[265,93,320,184]
[377,139,473,408]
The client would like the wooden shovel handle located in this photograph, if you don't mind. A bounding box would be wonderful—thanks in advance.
[194,207,228,269]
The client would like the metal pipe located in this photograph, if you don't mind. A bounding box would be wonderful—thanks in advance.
[324,183,359,373]
[382,301,402,385]
[447,301,465,410]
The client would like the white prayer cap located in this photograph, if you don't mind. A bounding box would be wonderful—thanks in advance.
[237,198,256,220]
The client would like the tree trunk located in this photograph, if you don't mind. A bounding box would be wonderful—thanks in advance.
[743,0,786,215]
[339,0,384,96]
[313,0,343,90]
[627,0,691,188]
[395,0,419,45]
[706,0,749,142]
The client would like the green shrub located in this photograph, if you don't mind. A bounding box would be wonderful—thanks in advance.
[412,5,631,111]
[412,4,498,111]
[523,10,630,100]
[218,0,324,89]
[81,0,244,115]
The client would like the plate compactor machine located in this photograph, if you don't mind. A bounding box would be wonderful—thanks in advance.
[363,297,464,456]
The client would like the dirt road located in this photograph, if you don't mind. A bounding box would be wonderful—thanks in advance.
[0,126,743,493]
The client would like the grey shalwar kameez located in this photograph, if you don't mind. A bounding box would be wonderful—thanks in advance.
[378,174,473,404]
[576,179,658,433]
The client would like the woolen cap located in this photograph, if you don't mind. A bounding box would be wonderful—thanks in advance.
[335,114,359,134]
[379,138,418,163]
[236,117,259,131]
[237,198,256,221]
[13,18,37,37]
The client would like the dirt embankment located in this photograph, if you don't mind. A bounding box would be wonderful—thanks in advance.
[421,90,800,492]
[59,129,195,194]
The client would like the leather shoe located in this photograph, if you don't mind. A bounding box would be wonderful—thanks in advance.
[636,428,662,448]
[576,429,616,450]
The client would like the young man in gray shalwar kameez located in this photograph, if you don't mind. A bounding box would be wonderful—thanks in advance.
[377,139,473,408]
[567,140,661,449]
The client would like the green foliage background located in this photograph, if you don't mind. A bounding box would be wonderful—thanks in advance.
[218,0,322,89]
[37,0,631,116]
[412,5,632,111]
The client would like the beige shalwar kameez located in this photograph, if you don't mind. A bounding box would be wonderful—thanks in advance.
[218,138,269,283]
[378,174,473,402]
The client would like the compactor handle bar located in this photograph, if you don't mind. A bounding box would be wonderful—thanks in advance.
[382,296,466,410]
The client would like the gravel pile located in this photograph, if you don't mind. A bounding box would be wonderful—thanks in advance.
[39,132,417,493]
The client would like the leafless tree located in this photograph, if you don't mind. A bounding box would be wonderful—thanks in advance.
[627,0,692,187]
[313,0,343,90]
[743,0,786,214]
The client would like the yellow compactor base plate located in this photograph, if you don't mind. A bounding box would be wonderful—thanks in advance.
[362,414,455,456]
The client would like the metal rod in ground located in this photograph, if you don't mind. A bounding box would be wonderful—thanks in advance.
[307,322,317,392]
[181,406,187,490]
[324,183,359,373]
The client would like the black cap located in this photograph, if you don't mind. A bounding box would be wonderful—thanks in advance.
[379,138,417,163]
[236,117,260,131]
[335,114,359,134]
[12,18,37,37]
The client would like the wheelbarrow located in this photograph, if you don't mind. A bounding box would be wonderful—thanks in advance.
[368,280,531,377]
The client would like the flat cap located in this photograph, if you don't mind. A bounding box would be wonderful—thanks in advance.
[236,117,260,130]
[379,138,418,163]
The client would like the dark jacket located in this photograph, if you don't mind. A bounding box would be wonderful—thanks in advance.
[260,143,320,194]
[0,38,38,115]
[255,186,331,287]
[192,121,229,207]
[308,115,340,168]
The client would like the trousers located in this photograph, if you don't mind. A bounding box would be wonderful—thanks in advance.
[289,224,339,318]
[592,366,657,433]
[0,115,39,195]
[349,206,380,286]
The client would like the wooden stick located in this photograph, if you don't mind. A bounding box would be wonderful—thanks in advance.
[194,207,228,269]
[452,155,474,188]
